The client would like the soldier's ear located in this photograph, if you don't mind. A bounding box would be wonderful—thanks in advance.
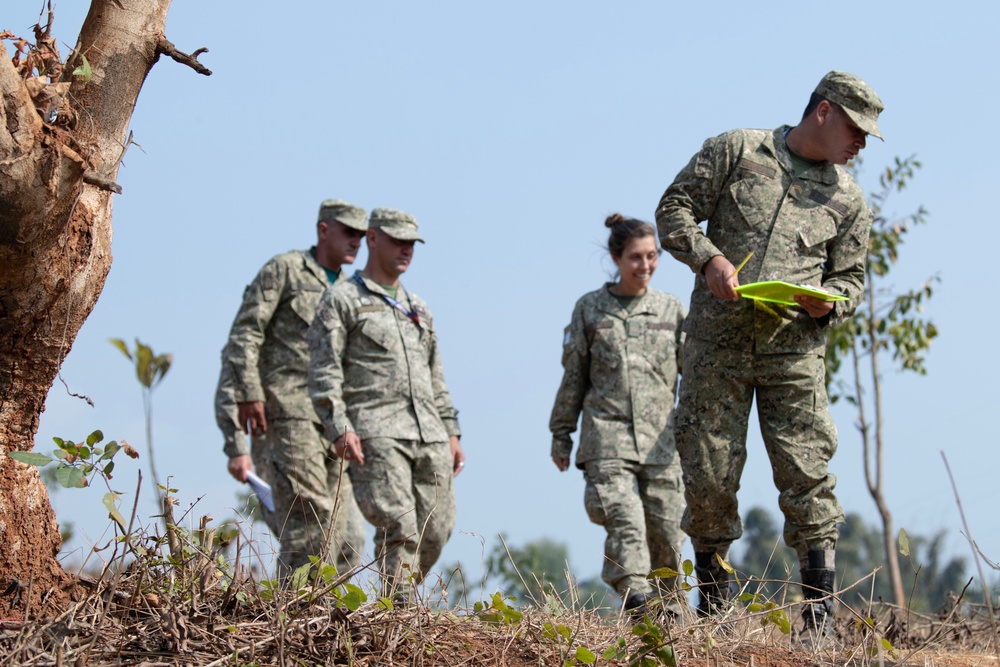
[815,100,834,127]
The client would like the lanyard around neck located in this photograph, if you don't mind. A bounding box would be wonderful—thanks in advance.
[354,273,420,325]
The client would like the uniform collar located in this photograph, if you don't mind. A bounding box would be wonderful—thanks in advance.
[352,270,408,302]
[764,126,839,186]
[303,247,329,285]
[596,283,656,319]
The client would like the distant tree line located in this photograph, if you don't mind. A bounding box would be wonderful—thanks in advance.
[486,506,987,615]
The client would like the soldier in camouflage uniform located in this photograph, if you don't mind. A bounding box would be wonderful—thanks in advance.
[308,208,465,600]
[550,214,686,615]
[655,71,884,630]
[215,200,368,577]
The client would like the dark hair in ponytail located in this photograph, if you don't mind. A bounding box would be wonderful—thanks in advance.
[605,213,657,259]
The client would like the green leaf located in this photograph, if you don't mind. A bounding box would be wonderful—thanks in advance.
[101,441,120,461]
[87,430,104,446]
[716,554,735,574]
[318,563,338,584]
[575,647,596,664]
[343,583,367,606]
[108,338,132,360]
[602,639,627,661]
[648,567,679,580]
[898,528,910,557]
[56,465,86,489]
[72,54,93,83]
[103,461,115,476]
[682,559,694,577]
[103,492,126,528]
[342,587,364,611]
[8,451,54,466]
[377,596,394,610]
[289,562,312,591]
[654,646,677,667]
[768,608,791,634]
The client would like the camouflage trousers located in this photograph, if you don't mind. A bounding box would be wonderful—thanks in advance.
[583,458,686,599]
[251,418,366,577]
[349,438,456,597]
[674,336,843,558]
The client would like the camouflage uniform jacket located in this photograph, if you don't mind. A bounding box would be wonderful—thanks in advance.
[549,285,685,469]
[215,346,250,458]
[217,248,340,457]
[656,126,871,355]
[308,271,461,444]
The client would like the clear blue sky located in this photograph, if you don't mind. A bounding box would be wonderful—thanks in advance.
[8,1,997,593]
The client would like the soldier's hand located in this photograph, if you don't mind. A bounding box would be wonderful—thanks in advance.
[552,456,570,472]
[238,401,267,436]
[703,255,740,301]
[227,454,253,483]
[335,432,364,465]
[450,436,465,477]
[793,294,835,318]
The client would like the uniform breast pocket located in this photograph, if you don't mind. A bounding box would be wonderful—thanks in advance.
[797,208,839,261]
[588,324,622,367]
[356,315,393,351]
[641,326,676,367]
[289,286,323,325]
[729,173,779,231]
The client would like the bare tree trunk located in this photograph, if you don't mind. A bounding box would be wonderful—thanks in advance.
[860,279,906,607]
[0,0,206,612]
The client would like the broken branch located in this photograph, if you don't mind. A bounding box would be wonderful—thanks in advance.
[155,37,212,76]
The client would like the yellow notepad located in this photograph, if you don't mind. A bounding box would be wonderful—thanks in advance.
[734,281,848,306]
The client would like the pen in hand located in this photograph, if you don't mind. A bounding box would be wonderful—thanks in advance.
[732,251,753,278]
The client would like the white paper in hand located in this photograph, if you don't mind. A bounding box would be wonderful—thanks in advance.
[245,471,275,512]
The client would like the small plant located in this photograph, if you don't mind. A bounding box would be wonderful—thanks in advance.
[474,592,523,626]
[110,337,171,508]
[10,429,138,530]
[648,558,691,593]
[542,622,600,666]
[737,590,791,634]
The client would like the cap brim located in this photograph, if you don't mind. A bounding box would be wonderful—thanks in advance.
[842,107,884,141]
[339,219,369,232]
[383,230,425,243]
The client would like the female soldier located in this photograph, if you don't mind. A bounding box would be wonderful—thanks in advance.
[549,214,686,614]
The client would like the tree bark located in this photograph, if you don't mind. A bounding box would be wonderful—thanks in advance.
[0,0,196,613]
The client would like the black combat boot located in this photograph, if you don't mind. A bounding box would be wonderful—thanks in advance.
[694,551,731,616]
[623,591,649,618]
[800,550,835,640]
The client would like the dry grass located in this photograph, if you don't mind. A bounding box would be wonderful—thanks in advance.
[0,514,997,667]
[0,578,997,666]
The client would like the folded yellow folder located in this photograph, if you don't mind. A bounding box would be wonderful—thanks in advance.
[734,281,848,307]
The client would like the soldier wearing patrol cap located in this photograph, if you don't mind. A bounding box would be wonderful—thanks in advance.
[655,71,884,635]
[215,199,369,578]
[308,208,465,600]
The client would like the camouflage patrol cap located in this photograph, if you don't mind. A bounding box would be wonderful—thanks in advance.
[815,70,884,140]
[317,199,368,231]
[369,208,425,243]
